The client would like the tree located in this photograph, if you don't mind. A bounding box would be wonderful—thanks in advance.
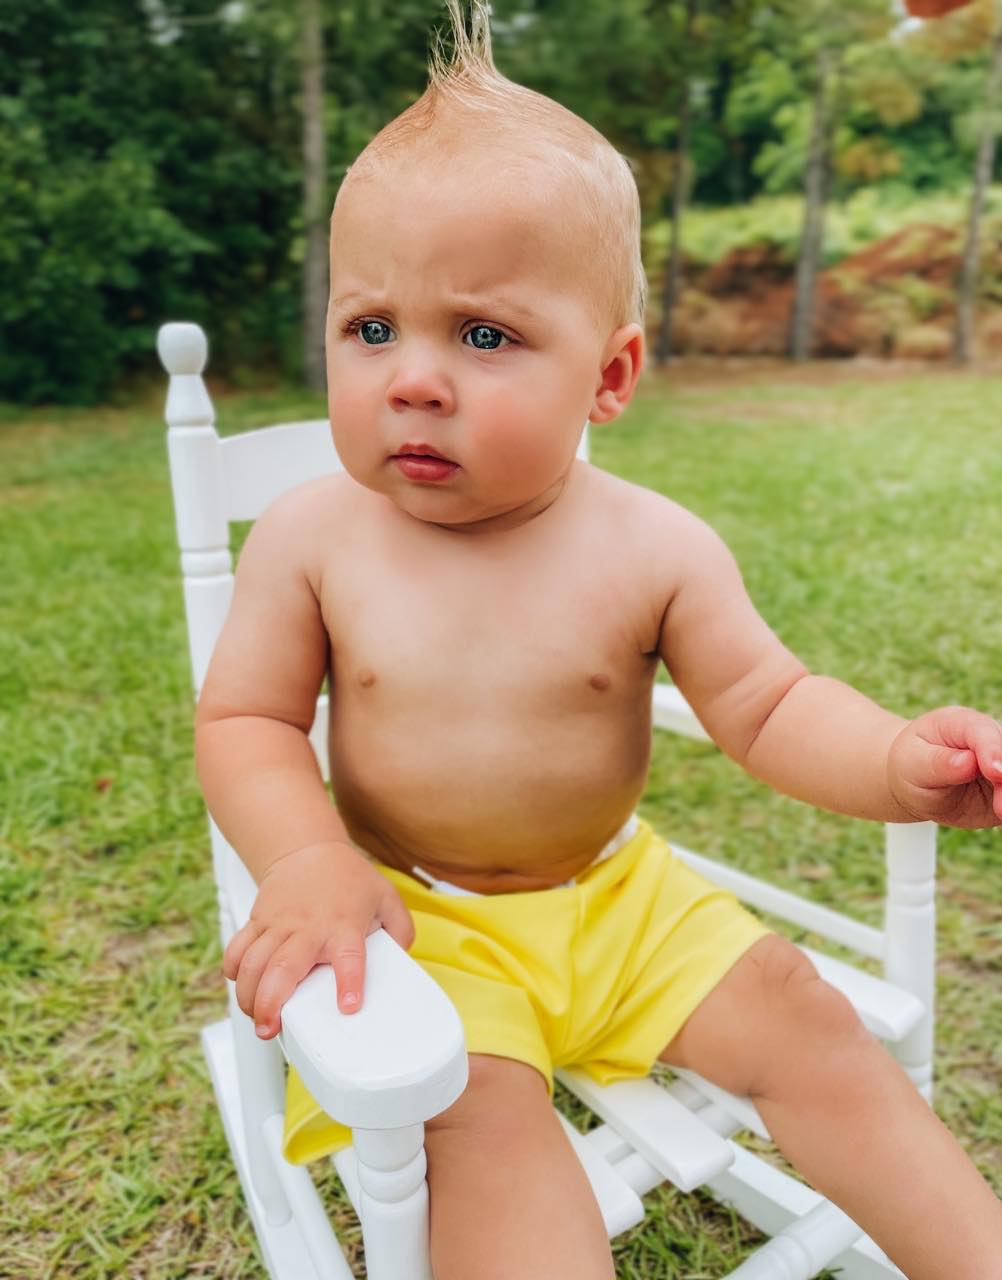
[301,0,328,393]
[750,1,895,361]
[789,41,835,361]
[952,0,1002,361]
[654,0,699,367]
[655,0,757,366]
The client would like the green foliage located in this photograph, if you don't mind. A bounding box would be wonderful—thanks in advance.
[649,183,1002,267]
[0,0,302,402]
[0,103,208,403]
[0,0,442,404]
[2,0,1002,402]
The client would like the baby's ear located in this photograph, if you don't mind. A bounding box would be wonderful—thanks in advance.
[589,324,645,424]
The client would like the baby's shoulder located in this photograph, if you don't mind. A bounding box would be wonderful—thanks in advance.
[240,469,361,572]
[583,463,710,542]
[254,468,356,530]
[581,465,733,599]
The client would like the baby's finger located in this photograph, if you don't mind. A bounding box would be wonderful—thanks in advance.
[379,889,416,952]
[232,927,288,1021]
[327,925,367,1014]
[924,708,1002,782]
[252,933,322,1039]
[959,718,1002,785]
[222,918,264,981]
[910,741,979,791]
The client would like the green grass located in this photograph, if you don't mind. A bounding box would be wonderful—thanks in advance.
[3,364,1001,1277]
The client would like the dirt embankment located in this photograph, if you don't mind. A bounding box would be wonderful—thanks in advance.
[657,223,1002,360]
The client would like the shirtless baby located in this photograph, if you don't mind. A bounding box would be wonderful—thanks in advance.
[198,5,1002,1277]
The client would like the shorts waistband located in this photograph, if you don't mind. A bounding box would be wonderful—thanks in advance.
[410,812,641,897]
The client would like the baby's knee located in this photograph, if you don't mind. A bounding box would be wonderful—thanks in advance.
[426,1054,550,1140]
[752,935,869,1094]
[757,935,860,1029]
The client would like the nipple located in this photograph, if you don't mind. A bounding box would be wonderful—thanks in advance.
[589,673,611,692]
[358,667,376,687]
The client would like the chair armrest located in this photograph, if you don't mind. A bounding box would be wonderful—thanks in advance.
[278,930,468,1131]
[219,837,467,1130]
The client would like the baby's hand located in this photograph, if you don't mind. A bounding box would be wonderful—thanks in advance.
[222,842,415,1037]
[888,707,1002,829]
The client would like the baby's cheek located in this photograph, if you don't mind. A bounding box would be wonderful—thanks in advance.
[329,386,376,453]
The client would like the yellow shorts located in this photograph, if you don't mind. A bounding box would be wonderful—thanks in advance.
[282,816,771,1165]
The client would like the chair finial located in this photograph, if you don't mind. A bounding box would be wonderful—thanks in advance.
[158,322,208,375]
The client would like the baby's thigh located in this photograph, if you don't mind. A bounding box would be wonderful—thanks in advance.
[425,1054,614,1280]
[658,934,868,1100]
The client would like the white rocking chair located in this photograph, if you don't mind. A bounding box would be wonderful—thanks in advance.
[158,321,935,1280]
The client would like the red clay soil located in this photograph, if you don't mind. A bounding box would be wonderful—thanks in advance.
[834,224,961,286]
[665,223,967,359]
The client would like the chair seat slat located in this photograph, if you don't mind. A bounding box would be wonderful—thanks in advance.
[555,1069,735,1192]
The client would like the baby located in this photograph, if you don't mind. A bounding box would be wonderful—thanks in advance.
[197,4,1002,1277]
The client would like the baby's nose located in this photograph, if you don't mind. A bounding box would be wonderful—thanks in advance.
[386,362,454,414]
[391,390,444,411]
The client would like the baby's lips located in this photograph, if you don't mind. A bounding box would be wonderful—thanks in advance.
[392,441,458,464]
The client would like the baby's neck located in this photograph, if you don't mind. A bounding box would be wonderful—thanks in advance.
[425,466,578,539]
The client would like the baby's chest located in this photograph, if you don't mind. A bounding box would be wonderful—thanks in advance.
[321,548,660,712]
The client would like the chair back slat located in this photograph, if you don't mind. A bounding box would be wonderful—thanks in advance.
[221,420,343,522]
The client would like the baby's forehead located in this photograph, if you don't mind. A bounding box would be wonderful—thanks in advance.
[342,137,579,222]
[336,143,609,295]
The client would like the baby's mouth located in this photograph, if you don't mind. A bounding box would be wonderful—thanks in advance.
[392,443,457,464]
[391,450,461,481]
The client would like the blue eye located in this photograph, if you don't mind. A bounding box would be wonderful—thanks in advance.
[466,325,506,350]
[357,319,392,345]
[344,318,512,350]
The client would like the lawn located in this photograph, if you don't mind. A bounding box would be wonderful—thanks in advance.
[3,361,1001,1278]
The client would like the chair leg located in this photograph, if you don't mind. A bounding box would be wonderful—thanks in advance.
[353,1124,433,1280]
[228,984,292,1227]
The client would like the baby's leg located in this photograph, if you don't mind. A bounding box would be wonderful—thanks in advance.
[424,1054,614,1280]
[660,934,1002,1280]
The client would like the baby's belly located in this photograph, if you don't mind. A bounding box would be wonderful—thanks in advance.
[328,705,653,893]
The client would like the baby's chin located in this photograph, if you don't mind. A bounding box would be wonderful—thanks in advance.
[339,454,575,534]
[386,485,557,536]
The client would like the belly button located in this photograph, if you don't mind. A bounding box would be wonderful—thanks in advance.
[589,673,611,692]
[358,667,376,687]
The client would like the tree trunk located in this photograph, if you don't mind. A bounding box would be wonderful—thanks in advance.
[654,84,692,366]
[301,0,328,393]
[790,46,832,362]
[954,14,1002,364]
[654,0,698,368]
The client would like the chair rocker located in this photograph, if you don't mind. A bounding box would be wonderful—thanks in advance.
[158,321,936,1280]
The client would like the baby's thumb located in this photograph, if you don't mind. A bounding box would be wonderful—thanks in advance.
[910,740,978,789]
[379,890,416,952]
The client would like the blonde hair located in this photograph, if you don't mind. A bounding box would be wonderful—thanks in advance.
[340,0,647,331]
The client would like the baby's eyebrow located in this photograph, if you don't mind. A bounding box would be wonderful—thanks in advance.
[445,294,540,323]
[331,292,540,324]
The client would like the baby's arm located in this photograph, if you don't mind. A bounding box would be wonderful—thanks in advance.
[196,486,413,1035]
[657,507,1002,828]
